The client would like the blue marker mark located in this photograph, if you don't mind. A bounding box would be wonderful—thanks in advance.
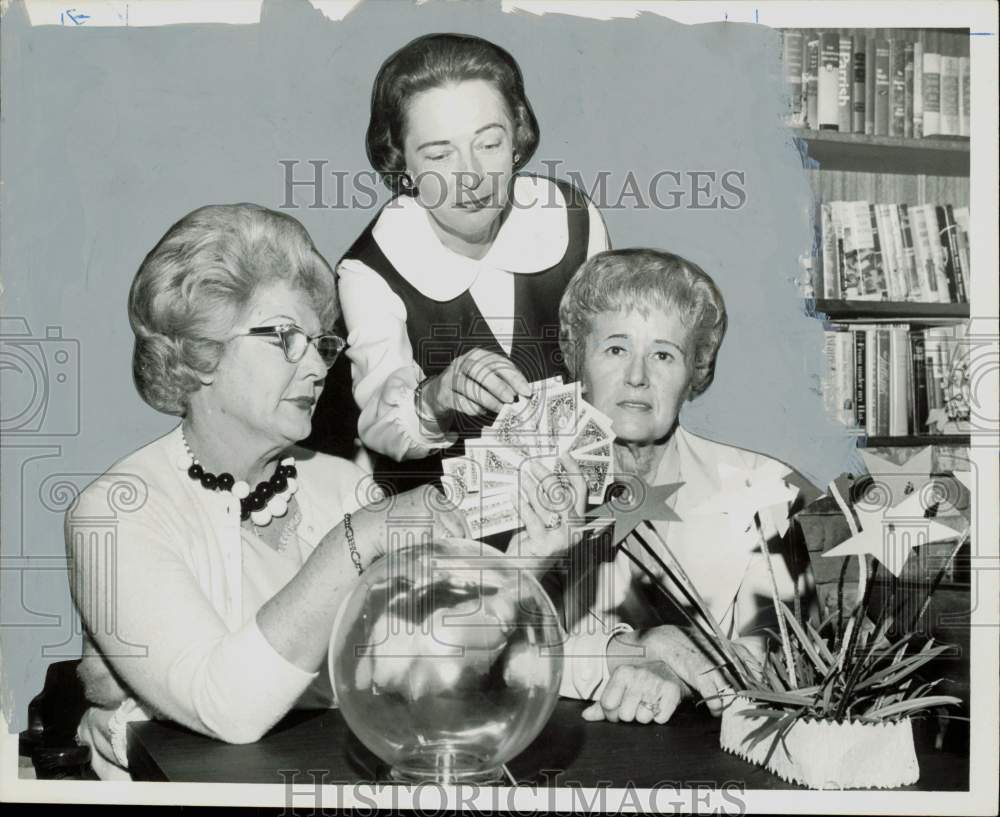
[61,9,91,25]
[969,32,995,36]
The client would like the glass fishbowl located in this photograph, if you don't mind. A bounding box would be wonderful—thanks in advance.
[329,539,565,783]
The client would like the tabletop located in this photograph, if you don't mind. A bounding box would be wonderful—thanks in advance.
[127,700,968,790]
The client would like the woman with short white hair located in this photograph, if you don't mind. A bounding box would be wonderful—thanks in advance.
[554,248,817,725]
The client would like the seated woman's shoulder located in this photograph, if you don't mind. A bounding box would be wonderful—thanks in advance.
[69,427,188,522]
[676,426,815,492]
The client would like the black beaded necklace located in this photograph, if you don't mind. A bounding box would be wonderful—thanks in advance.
[181,433,298,523]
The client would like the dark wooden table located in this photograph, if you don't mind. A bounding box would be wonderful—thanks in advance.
[128,700,968,790]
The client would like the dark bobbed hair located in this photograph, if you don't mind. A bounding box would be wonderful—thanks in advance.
[559,249,728,399]
[366,33,540,196]
[129,203,338,416]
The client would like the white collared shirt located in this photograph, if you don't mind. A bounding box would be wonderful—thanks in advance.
[339,175,610,462]
[566,426,812,646]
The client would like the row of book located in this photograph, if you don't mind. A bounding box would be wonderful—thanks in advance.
[780,29,970,138]
[814,201,969,303]
[822,324,969,436]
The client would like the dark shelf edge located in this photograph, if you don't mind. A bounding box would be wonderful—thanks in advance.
[858,435,971,447]
[807,299,970,321]
[790,129,970,176]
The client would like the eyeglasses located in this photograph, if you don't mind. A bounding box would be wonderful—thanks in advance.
[238,323,346,368]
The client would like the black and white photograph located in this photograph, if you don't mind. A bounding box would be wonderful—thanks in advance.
[1,0,997,812]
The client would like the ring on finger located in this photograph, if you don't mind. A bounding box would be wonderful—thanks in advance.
[639,700,660,715]
[543,512,563,530]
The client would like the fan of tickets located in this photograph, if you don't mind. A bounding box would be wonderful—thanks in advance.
[441,376,616,538]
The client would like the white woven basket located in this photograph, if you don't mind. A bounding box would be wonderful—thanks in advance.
[719,695,920,789]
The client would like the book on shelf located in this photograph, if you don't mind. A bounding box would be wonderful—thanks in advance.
[812,200,970,303]
[874,38,891,135]
[782,29,805,126]
[889,39,907,137]
[852,38,866,133]
[779,28,969,139]
[837,35,853,133]
[821,323,970,436]
[958,56,970,136]
[903,42,915,139]
[818,31,841,129]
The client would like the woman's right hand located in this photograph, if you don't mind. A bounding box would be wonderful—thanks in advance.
[421,348,532,421]
[334,484,471,567]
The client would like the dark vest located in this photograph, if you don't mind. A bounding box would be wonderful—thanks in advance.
[310,177,591,498]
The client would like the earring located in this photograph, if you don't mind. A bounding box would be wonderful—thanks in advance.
[400,173,413,190]
[513,152,521,164]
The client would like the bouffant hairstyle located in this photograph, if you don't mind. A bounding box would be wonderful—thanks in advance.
[366,33,540,195]
[558,249,728,399]
[128,203,338,416]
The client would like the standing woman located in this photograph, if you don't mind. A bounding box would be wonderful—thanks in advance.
[326,33,610,490]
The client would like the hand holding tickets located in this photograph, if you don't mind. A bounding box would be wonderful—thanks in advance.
[442,376,616,539]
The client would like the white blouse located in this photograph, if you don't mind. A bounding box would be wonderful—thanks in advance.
[70,425,365,779]
[338,175,610,463]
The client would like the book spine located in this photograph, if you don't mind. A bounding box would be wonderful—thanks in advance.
[890,326,909,436]
[830,202,849,297]
[874,39,891,136]
[913,41,924,137]
[924,329,943,420]
[852,38,866,133]
[782,30,805,126]
[898,204,922,300]
[910,330,928,433]
[945,204,967,303]
[854,329,867,431]
[904,42,915,138]
[820,203,840,298]
[868,204,884,299]
[959,56,970,137]
[939,54,959,136]
[806,39,820,129]
[935,205,959,302]
[889,38,907,137]
[838,35,854,133]
[908,204,937,302]
[864,36,876,135]
[887,204,909,300]
[822,331,840,421]
[851,200,879,300]
[818,32,841,129]
[954,206,971,290]
[922,51,941,136]
[876,328,891,436]
[873,204,898,299]
[839,332,857,428]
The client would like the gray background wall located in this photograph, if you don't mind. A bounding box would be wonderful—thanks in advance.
[1,0,856,728]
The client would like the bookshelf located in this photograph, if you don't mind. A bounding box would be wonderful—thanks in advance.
[784,27,972,449]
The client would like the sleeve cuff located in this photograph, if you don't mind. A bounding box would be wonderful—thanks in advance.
[381,379,459,459]
[559,622,632,700]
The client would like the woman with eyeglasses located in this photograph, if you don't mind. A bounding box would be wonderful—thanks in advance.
[321,33,610,492]
[67,203,468,779]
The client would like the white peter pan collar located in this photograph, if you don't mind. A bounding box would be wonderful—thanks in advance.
[371,175,570,302]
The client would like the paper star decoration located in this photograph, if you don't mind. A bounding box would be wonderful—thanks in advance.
[687,460,800,538]
[823,490,958,578]
[585,477,683,546]
[855,446,935,513]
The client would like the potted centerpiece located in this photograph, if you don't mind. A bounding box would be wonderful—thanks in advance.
[598,458,968,790]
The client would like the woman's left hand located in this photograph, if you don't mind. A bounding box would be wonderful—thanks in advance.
[516,454,589,562]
